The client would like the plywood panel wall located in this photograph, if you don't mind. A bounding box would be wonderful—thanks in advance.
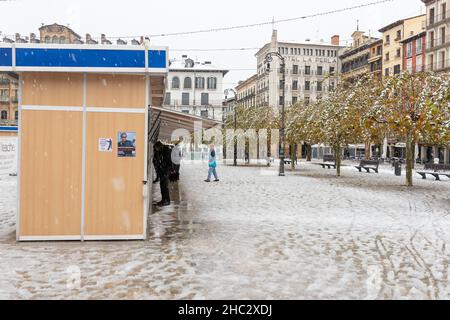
[84,112,145,236]
[22,72,83,107]
[86,74,146,108]
[19,110,82,237]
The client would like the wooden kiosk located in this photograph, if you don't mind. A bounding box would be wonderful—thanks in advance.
[0,43,168,241]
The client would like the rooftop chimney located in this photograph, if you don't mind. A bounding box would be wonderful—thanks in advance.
[331,35,340,46]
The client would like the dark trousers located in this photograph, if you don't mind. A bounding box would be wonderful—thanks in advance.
[159,174,170,203]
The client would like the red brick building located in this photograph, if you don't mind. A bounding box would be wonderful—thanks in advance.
[400,31,427,73]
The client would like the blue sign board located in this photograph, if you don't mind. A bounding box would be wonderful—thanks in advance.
[0,45,168,72]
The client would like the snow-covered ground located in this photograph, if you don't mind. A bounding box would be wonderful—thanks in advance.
[0,161,449,300]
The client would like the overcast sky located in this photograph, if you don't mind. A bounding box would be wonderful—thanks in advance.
[1,0,425,88]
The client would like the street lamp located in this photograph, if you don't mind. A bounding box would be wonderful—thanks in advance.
[224,88,238,166]
[264,52,286,177]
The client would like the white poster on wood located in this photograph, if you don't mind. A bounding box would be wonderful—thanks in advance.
[0,137,18,176]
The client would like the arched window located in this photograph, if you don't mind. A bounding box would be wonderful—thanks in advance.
[184,77,192,89]
[44,36,51,43]
[172,77,180,89]
[207,77,217,90]
[59,36,66,44]
[52,35,58,43]
[1,110,8,120]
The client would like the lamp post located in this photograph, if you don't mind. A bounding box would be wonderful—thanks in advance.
[264,52,286,177]
[225,88,238,166]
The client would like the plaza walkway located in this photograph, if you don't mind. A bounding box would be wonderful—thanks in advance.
[0,161,449,299]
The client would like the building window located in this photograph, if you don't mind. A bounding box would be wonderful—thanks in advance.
[279,96,284,106]
[416,55,423,72]
[292,80,298,91]
[396,48,401,58]
[385,52,390,61]
[385,35,390,44]
[442,3,447,20]
[430,7,435,25]
[396,30,402,41]
[44,36,50,43]
[207,77,217,90]
[317,81,323,92]
[440,27,446,45]
[15,111,18,120]
[305,66,311,75]
[440,51,446,69]
[292,96,298,104]
[201,93,209,106]
[385,68,390,76]
[182,93,190,105]
[293,65,298,74]
[330,81,335,91]
[305,81,311,91]
[406,58,413,73]
[394,64,401,74]
[172,77,180,89]
[184,77,192,89]
[329,66,335,75]
[60,36,66,44]
[52,35,58,43]
[195,77,205,89]
[406,42,413,58]
[164,92,171,105]
[305,97,310,105]
[1,110,7,120]
[317,66,323,76]
[416,38,423,55]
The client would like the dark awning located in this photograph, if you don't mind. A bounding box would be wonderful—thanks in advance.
[149,106,222,142]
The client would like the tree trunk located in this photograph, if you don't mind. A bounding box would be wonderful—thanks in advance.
[405,133,414,187]
[306,144,312,162]
[291,144,296,170]
[365,140,371,160]
[335,145,342,177]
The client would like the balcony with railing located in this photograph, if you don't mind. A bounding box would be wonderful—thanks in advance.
[427,10,450,28]
[425,58,450,72]
[427,35,450,50]
[0,96,10,103]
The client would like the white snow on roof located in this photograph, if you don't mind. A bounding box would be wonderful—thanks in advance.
[169,56,228,74]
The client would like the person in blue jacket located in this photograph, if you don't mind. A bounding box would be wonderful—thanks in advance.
[205,144,219,182]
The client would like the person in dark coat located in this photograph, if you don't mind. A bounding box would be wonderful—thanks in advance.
[154,141,172,206]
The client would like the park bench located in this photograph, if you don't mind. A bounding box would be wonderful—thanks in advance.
[416,164,450,181]
[355,160,380,173]
[317,155,336,169]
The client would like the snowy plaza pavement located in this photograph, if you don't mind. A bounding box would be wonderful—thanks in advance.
[0,161,449,299]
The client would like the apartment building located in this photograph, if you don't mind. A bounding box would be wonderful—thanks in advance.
[368,39,383,79]
[236,74,257,108]
[255,30,343,108]
[340,31,380,82]
[378,14,426,77]
[400,31,427,72]
[422,0,450,72]
[163,55,229,121]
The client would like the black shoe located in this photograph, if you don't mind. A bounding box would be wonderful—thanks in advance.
[204,180,211,183]
[156,201,170,207]
[214,179,220,182]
